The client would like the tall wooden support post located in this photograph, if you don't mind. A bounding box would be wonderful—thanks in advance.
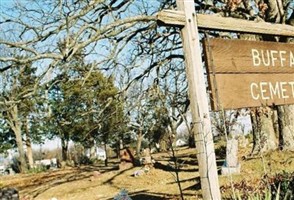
[176,0,221,199]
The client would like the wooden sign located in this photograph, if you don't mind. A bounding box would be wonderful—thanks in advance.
[204,38,294,110]
[158,6,294,199]
[208,74,294,109]
[204,39,294,73]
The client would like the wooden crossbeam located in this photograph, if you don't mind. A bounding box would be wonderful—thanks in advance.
[157,10,294,37]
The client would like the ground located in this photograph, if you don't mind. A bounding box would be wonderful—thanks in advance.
[0,143,293,200]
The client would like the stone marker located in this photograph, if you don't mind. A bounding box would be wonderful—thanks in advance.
[141,148,154,167]
[226,138,238,167]
[119,148,135,170]
[221,138,241,175]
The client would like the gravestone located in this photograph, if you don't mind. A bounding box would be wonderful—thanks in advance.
[141,148,153,166]
[221,138,241,175]
[119,148,135,170]
[119,148,134,163]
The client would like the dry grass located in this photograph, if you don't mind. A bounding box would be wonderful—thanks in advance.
[0,143,293,200]
[219,143,294,199]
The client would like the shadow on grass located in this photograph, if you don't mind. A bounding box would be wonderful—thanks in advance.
[183,176,201,191]
[153,161,198,173]
[167,176,199,185]
[102,164,135,185]
[109,190,195,200]
[153,151,199,173]
[18,161,124,198]
[130,191,169,200]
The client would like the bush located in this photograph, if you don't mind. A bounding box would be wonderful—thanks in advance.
[266,171,294,200]
[221,172,294,199]
[78,155,93,165]
[28,165,48,174]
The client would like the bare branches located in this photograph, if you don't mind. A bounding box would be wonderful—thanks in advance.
[0,0,157,73]
[0,53,63,64]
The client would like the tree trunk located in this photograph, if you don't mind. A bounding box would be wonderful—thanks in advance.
[183,114,195,148]
[277,31,294,151]
[14,125,28,173]
[7,105,28,173]
[104,143,108,167]
[159,132,169,152]
[25,117,34,169]
[90,145,96,158]
[277,105,294,151]
[136,128,143,156]
[61,137,69,161]
[251,107,278,154]
[26,139,34,169]
[272,108,282,150]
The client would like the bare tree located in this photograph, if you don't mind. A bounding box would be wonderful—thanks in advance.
[0,0,159,171]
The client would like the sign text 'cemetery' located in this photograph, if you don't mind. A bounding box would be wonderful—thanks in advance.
[203,38,294,110]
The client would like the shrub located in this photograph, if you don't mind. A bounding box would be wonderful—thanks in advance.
[28,165,48,174]
[221,172,294,199]
[266,171,294,200]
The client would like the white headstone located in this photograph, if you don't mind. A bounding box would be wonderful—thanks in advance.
[226,138,238,167]
[221,138,241,175]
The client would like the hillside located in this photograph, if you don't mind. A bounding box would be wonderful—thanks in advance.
[0,143,293,200]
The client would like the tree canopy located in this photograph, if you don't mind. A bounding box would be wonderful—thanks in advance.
[0,0,293,176]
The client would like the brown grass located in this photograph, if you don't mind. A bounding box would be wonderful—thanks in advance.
[0,143,293,200]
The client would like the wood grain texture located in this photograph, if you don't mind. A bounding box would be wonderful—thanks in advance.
[204,38,294,73]
[176,0,221,199]
[157,10,294,37]
[156,10,185,26]
[209,74,294,110]
[197,14,294,37]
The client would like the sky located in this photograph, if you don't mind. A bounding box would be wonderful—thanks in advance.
[2,0,280,155]
[32,138,61,151]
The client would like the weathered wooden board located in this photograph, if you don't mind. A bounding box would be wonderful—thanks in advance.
[209,74,294,110]
[197,14,294,37]
[204,38,294,73]
[157,10,294,37]
[176,1,221,199]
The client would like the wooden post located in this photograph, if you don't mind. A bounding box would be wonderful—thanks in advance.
[176,0,221,199]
